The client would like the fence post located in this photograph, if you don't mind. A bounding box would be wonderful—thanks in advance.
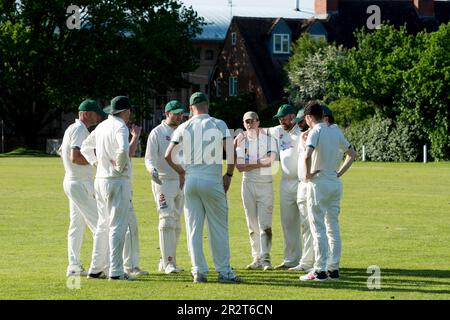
[362,145,366,162]
[1,120,4,153]
[423,144,427,163]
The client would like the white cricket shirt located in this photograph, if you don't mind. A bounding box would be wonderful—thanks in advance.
[236,132,277,183]
[61,119,93,181]
[268,124,301,180]
[171,114,230,181]
[305,123,351,178]
[81,115,131,179]
[145,120,179,180]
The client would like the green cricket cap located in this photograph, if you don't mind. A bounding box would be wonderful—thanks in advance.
[78,100,105,116]
[165,100,185,114]
[103,96,133,115]
[189,92,208,105]
[273,104,296,119]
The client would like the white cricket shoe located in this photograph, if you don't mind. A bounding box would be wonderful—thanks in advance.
[165,263,183,274]
[261,261,273,271]
[126,267,149,276]
[245,260,262,270]
[288,265,313,273]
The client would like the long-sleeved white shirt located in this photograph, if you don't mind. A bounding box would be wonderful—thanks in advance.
[144,120,179,180]
[81,115,131,179]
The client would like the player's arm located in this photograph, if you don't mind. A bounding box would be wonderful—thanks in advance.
[129,124,141,157]
[70,148,89,165]
[115,125,130,172]
[80,130,98,166]
[144,131,158,173]
[223,136,235,193]
[165,142,185,189]
[337,146,356,178]
[303,146,315,181]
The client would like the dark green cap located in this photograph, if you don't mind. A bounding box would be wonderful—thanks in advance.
[103,96,133,115]
[165,100,185,114]
[273,104,296,119]
[189,92,208,105]
[78,100,105,116]
[322,104,333,117]
[292,108,305,123]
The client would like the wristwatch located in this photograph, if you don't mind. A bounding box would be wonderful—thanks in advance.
[226,172,233,177]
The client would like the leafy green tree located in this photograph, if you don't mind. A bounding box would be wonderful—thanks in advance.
[328,97,375,127]
[332,24,422,118]
[285,33,344,107]
[0,0,203,148]
[400,23,450,160]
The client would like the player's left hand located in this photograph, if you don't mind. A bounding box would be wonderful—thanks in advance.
[223,174,232,193]
[130,124,142,137]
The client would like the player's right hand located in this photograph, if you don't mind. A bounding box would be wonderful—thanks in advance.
[152,168,162,185]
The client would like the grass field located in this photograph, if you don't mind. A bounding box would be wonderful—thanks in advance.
[0,157,449,300]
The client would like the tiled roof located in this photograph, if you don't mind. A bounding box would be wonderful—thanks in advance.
[189,5,314,40]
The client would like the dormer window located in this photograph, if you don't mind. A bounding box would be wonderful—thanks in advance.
[273,33,290,54]
[231,32,237,46]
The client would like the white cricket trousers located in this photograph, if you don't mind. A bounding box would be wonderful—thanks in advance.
[89,178,131,277]
[296,181,314,269]
[123,201,141,271]
[280,178,301,266]
[184,177,232,275]
[151,179,184,269]
[63,179,98,272]
[306,176,342,273]
[241,181,273,263]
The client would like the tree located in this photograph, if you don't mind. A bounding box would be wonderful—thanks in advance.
[332,24,422,119]
[0,0,204,148]
[400,23,450,160]
[284,33,344,107]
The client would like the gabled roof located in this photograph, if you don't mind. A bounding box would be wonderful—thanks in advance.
[232,17,311,105]
[320,0,450,47]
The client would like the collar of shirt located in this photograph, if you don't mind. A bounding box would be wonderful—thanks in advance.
[108,114,126,125]
[75,118,88,131]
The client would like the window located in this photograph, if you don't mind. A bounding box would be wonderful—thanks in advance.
[231,32,237,46]
[205,50,214,60]
[216,79,222,97]
[310,34,327,42]
[229,77,238,96]
[273,34,290,54]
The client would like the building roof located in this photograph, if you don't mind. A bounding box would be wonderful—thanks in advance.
[232,17,311,104]
[183,2,314,40]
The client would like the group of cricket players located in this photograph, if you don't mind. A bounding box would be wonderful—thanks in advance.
[61,91,355,283]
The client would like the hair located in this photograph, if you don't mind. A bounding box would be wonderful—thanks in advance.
[304,100,323,120]
[192,101,208,113]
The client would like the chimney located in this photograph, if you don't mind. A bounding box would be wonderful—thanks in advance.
[315,0,338,19]
[414,0,434,18]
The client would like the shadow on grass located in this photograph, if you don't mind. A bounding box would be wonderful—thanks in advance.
[133,267,450,295]
[0,147,57,157]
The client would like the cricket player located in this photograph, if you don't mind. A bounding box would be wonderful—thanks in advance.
[61,100,104,276]
[81,96,135,281]
[123,123,149,277]
[289,109,314,273]
[269,104,303,270]
[236,111,277,271]
[145,100,185,274]
[299,101,356,281]
[164,92,240,284]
